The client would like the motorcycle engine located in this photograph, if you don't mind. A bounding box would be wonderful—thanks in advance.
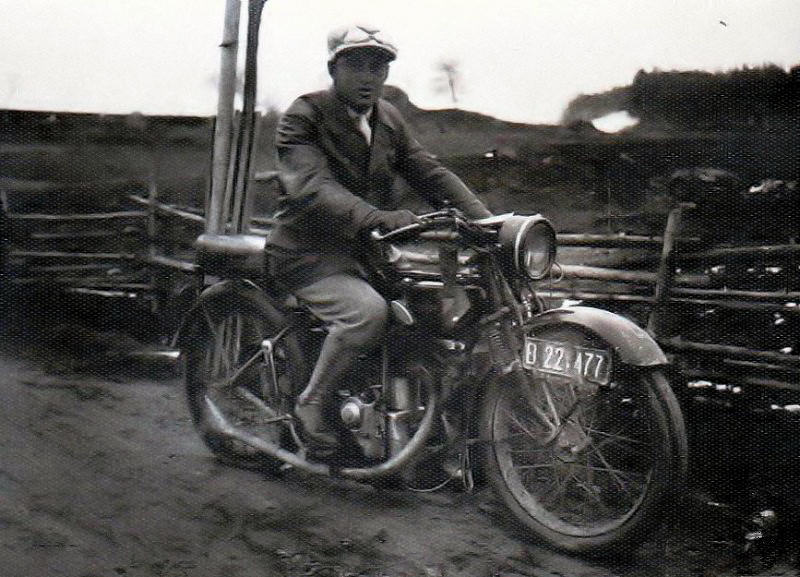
[338,375,416,461]
[339,393,385,460]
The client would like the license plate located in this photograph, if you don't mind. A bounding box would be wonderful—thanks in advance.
[523,337,612,385]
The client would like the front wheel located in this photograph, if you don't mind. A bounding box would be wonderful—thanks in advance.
[480,325,687,555]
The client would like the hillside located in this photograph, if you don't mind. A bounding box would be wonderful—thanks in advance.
[3,67,798,238]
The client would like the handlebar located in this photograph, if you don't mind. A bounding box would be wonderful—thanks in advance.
[369,209,469,242]
[369,221,423,242]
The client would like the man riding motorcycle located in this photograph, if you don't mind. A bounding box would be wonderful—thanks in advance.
[265,24,492,451]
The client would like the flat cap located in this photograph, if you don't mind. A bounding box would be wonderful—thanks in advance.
[327,24,397,63]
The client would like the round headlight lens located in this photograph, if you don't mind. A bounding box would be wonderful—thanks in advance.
[498,215,557,280]
[519,221,556,279]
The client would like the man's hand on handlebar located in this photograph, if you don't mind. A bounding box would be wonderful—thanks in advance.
[363,209,422,232]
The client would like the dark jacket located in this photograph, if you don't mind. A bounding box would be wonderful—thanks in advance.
[266,89,491,289]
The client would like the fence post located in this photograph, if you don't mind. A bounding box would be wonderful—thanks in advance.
[647,202,693,338]
[146,174,166,316]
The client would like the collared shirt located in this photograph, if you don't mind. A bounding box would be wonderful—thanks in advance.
[266,89,491,289]
[346,106,373,144]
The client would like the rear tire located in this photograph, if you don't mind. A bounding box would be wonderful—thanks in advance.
[480,324,687,555]
[183,293,306,472]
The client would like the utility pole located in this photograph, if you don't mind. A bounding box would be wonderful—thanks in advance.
[206,0,241,234]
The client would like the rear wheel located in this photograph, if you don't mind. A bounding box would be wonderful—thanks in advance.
[481,324,687,555]
[183,294,305,471]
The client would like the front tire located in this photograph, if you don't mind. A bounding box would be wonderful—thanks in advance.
[480,325,687,555]
[183,293,305,472]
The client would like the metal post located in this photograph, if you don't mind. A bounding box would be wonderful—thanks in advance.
[206,0,241,234]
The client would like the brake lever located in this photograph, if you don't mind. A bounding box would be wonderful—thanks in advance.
[416,209,455,220]
[369,209,472,242]
[369,221,423,242]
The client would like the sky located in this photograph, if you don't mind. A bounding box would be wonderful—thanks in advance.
[1,0,799,124]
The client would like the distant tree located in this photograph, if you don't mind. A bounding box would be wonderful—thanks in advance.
[434,60,461,104]
[624,64,798,128]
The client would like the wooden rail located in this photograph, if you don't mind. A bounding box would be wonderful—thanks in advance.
[128,194,205,224]
[5,176,798,396]
[557,232,701,248]
[545,202,800,393]
[558,264,710,287]
[10,211,147,222]
[661,337,800,369]
[10,250,137,260]
[145,254,198,273]
[540,289,800,315]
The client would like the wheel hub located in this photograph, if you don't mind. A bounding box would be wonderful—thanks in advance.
[554,422,589,462]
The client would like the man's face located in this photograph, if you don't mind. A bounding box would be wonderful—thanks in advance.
[330,49,391,113]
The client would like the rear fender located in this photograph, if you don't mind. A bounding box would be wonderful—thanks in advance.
[526,305,667,366]
[174,279,287,349]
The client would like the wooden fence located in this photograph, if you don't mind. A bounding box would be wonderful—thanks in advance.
[4,181,799,403]
[3,179,152,298]
[538,203,800,404]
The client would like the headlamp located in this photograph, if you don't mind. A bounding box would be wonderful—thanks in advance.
[498,215,556,280]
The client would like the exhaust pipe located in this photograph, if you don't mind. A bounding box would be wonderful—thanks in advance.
[204,397,331,475]
[203,384,439,480]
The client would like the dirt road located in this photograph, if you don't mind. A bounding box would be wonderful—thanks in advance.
[0,303,795,577]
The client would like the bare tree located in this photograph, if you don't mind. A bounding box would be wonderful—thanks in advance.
[434,60,461,104]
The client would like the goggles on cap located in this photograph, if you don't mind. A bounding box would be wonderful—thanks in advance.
[327,25,398,63]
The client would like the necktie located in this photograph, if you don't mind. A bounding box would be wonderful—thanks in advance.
[356,113,372,144]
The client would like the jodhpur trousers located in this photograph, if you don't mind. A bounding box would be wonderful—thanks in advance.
[293,273,388,398]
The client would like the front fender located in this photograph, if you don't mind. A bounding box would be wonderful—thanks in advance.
[526,305,667,366]
[174,279,286,349]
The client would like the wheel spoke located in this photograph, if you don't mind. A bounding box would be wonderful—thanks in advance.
[539,379,563,428]
[225,349,265,389]
[543,468,579,508]
[576,480,613,513]
[583,464,646,481]
[512,462,557,470]
[503,408,548,447]
[207,312,225,377]
[208,313,236,378]
[203,349,264,390]
[225,315,242,377]
[587,426,646,447]
[234,386,280,419]
[514,382,558,432]
[584,444,639,498]
[506,444,551,452]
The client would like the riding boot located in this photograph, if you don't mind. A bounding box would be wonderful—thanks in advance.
[294,336,359,449]
[291,273,389,453]
[293,400,337,450]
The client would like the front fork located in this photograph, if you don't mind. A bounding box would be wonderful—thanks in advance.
[482,261,526,375]
[481,266,570,440]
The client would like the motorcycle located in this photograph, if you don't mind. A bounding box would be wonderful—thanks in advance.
[177,209,688,555]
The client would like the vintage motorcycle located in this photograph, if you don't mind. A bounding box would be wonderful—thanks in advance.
[177,209,688,555]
